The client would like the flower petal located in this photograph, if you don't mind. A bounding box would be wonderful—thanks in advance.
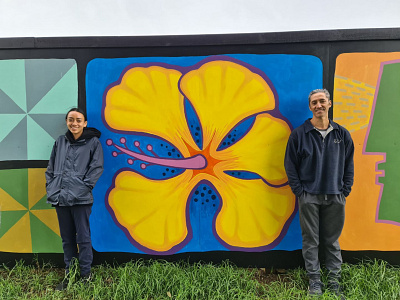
[107,170,194,253]
[212,172,295,249]
[214,113,291,186]
[104,66,195,156]
[180,60,276,149]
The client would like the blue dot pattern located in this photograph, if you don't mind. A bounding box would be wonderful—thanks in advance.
[217,116,256,151]
[224,170,261,180]
[191,183,220,208]
[184,98,203,150]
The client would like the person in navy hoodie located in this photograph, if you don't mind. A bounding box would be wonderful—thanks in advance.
[284,89,354,297]
[46,108,103,290]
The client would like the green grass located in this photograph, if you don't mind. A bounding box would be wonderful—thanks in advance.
[0,259,399,299]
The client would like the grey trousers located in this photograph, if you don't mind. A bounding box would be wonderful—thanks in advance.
[298,193,345,279]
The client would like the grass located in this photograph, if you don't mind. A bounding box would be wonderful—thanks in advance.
[0,259,399,299]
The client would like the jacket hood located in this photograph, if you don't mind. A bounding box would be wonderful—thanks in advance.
[66,127,101,143]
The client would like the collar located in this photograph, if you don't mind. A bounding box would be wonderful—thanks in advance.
[304,118,339,133]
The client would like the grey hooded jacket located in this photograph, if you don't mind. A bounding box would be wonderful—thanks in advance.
[45,128,104,206]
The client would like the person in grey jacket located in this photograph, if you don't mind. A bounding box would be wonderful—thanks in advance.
[284,89,354,297]
[46,108,103,290]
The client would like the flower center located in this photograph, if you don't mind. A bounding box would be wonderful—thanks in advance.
[185,141,222,178]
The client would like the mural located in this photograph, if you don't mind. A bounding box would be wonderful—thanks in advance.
[0,59,77,253]
[87,54,322,254]
[334,53,400,251]
[0,59,78,160]
[0,168,62,253]
[2,51,399,256]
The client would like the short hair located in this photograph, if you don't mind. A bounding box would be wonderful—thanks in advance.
[65,107,87,121]
[308,89,330,103]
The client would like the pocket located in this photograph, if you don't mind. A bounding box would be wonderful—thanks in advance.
[298,191,306,200]
[46,176,61,202]
[70,176,92,200]
[340,193,346,204]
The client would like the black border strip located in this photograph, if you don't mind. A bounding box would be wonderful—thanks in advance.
[1,28,400,49]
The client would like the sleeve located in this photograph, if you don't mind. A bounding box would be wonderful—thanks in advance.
[83,138,104,189]
[45,140,57,186]
[284,132,303,197]
[342,130,355,197]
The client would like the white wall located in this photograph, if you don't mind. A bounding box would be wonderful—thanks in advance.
[0,0,399,38]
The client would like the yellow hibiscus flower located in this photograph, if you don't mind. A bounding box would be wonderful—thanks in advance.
[104,58,296,254]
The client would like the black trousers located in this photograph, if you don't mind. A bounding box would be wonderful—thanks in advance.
[55,205,93,276]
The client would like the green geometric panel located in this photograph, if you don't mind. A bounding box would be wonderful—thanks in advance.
[0,116,27,161]
[25,59,76,113]
[27,115,56,160]
[29,114,67,140]
[0,60,27,112]
[0,114,25,143]
[0,90,25,114]
[30,213,63,253]
[0,211,27,239]
[30,195,52,210]
[29,64,78,114]
[0,59,77,162]
[365,62,400,223]
[0,169,28,209]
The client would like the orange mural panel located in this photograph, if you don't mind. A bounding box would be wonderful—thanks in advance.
[336,52,400,250]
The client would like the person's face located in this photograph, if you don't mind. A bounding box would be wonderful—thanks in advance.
[309,92,332,118]
[66,111,87,138]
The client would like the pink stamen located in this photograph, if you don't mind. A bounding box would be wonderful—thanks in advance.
[113,144,207,170]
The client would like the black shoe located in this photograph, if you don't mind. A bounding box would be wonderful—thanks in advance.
[55,278,69,291]
[328,280,345,299]
[308,279,323,296]
[80,273,92,284]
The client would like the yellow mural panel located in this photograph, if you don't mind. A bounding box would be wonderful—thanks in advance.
[0,168,62,253]
[0,188,26,211]
[0,213,32,253]
[28,168,47,209]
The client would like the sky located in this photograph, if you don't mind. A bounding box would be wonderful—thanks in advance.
[0,0,399,37]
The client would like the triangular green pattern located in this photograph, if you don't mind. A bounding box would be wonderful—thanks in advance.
[0,211,27,239]
[27,116,56,160]
[30,212,63,253]
[29,114,67,140]
[0,115,27,161]
[0,169,28,209]
[30,65,78,114]
[30,194,52,210]
[0,114,25,143]
[0,90,26,113]
[0,60,26,111]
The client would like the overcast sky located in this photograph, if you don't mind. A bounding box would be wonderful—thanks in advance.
[0,0,399,38]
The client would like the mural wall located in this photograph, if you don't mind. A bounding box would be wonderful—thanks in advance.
[86,54,320,254]
[0,40,400,262]
[334,53,400,251]
[0,59,77,253]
